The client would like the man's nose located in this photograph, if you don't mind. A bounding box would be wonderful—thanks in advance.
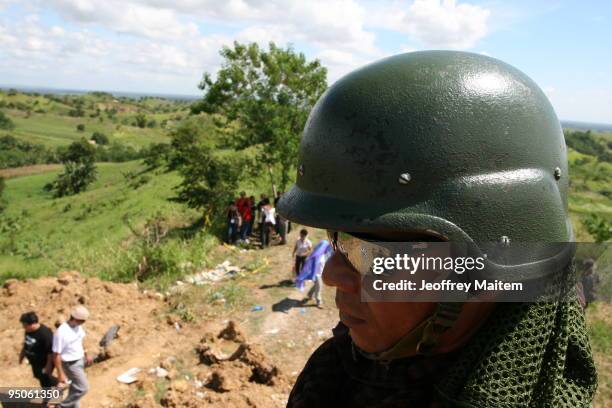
[322,252,360,294]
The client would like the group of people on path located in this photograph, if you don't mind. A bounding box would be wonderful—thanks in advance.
[228,192,332,308]
[18,306,91,408]
[226,191,289,247]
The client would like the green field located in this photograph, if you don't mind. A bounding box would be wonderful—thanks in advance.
[0,90,186,149]
[0,161,203,282]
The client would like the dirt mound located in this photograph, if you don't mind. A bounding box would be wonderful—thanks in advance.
[158,321,290,407]
[2,277,291,408]
[1,272,165,370]
[0,271,172,407]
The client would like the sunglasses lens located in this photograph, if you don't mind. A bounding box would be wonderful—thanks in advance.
[326,230,371,275]
[326,230,338,250]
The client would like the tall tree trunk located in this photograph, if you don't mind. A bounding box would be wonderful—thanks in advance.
[267,164,277,198]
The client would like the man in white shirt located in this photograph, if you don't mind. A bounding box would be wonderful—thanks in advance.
[293,229,313,276]
[52,306,92,408]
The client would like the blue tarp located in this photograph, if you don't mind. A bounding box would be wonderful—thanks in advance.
[295,240,334,290]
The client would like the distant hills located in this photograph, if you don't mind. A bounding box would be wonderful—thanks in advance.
[0,85,200,102]
[2,85,612,132]
[562,121,612,133]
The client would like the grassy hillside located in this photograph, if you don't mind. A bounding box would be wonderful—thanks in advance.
[0,161,205,282]
[565,131,612,241]
[0,90,189,148]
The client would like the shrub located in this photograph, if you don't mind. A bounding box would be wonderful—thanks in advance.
[90,131,109,145]
[583,214,612,243]
[143,143,171,169]
[95,142,145,162]
[0,176,5,214]
[45,139,97,197]
[134,113,147,128]
[0,111,15,130]
[0,136,55,168]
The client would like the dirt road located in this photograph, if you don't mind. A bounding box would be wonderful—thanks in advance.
[0,230,338,407]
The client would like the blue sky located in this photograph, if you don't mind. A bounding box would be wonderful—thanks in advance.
[0,0,610,123]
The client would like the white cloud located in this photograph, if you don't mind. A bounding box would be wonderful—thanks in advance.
[45,0,377,55]
[47,0,199,40]
[0,0,16,11]
[1,0,497,94]
[37,0,387,88]
[381,0,490,49]
[316,48,376,83]
[0,12,225,92]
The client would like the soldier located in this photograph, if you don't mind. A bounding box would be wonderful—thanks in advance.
[278,51,597,407]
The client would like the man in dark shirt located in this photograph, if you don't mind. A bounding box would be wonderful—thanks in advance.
[19,311,58,388]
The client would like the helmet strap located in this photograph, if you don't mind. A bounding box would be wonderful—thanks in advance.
[353,302,463,361]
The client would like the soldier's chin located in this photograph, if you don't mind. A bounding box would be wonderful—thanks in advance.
[348,326,385,353]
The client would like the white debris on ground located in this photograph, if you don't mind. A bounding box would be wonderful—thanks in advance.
[117,368,141,384]
[148,367,169,378]
[167,260,244,294]
[184,260,243,285]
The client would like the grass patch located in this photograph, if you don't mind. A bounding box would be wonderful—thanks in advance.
[588,319,612,355]
[0,160,208,283]
[154,378,170,404]
[205,280,248,308]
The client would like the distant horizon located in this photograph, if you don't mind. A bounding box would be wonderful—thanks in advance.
[0,83,201,101]
[2,83,611,130]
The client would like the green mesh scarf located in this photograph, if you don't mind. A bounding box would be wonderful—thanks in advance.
[435,263,598,407]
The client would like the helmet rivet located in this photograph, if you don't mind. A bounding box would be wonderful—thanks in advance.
[554,167,562,180]
[298,164,305,176]
[499,236,510,247]
[398,173,411,185]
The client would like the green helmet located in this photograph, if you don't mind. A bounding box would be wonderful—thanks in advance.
[278,51,597,406]
[278,51,571,245]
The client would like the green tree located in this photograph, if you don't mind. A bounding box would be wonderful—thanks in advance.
[191,41,327,192]
[0,111,15,130]
[90,131,109,145]
[45,139,97,197]
[68,99,85,117]
[0,136,55,168]
[583,214,612,243]
[143,142,172,170]
[76,124,85,132]
[170,119,244,225]
[167,119,202,170]
[0,176,6,214]
[134,113,147,128]
[174,146,243,226]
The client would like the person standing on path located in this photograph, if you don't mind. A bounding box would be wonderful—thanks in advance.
[226,201,242,244]
[52,306,93,408]
[261,198,276,248]
[295,240,333,308]
[292,229,313,276]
